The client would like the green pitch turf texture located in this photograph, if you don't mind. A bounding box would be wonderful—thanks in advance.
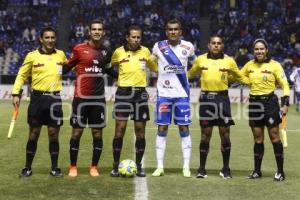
[1,100,300,200]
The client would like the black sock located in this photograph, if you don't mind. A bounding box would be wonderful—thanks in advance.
[25,140,37,169]
[91,139,103,166]
[254,143,264,172]
[70,138,80,166]
[272,142,284,173]
[221,142,231,169]
[135,138,146,167]
[112,137,123,168]
[199,142,209,169]
[49,141,59,169]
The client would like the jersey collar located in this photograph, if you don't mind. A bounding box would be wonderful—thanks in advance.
[124,44,141,52]
[38,47,57,55]
[207,52,224,59]
[254,57,271,63]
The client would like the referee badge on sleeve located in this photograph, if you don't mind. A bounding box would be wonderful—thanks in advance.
[263,75,267,81]
[140,61,146,71]
[221,73,225,81]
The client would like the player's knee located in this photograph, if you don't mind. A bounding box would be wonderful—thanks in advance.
[158,125,168,132]
[201,134,211,143]
[179,131,190,137]
[92,128,102,139]
[269,133,280,143]
[157,131,167,137]
[220,136,231,144]
[178,125,189,132]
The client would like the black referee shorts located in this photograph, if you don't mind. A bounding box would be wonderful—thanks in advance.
[28,90,63,127]
[199,91,234,128]
[113,87,150,121]
[70,97,106,128]
[248,93,281,127]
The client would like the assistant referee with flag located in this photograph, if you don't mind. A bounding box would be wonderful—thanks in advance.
[12,27,67,177]
[241,39,290,181]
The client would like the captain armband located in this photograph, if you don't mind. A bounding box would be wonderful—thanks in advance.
[281,96,290,107]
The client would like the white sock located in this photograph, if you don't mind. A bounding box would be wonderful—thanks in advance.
[155,134,166,169]
[181,134,191,169]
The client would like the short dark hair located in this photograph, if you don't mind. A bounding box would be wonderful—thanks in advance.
[89,19,105,30]
[165,19,182,30]
[126,25,142,36]
[39,26,56,38]
[209,34,224,43]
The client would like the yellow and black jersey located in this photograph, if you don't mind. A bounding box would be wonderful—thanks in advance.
[188,53,248,91]
[111,45,157,87]
[12,48,67,94]
[241,59,290,96]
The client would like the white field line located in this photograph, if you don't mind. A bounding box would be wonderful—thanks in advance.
[133,136,148,200]
[134,174,148,200]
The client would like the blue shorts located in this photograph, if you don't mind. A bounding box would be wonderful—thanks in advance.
[155,96,191,125]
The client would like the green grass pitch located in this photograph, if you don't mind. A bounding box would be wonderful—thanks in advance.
[1,100,300,200]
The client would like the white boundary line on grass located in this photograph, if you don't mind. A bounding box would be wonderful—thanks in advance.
[133,140,148,200]
[134,169,148,200]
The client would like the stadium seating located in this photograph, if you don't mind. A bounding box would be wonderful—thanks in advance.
[0,0,299,87]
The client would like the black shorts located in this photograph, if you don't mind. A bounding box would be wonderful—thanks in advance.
[199,91,234,127]
[70,97,106,128]
[249,93,281,127]
[28,90,63,127]
[113,87,150,121]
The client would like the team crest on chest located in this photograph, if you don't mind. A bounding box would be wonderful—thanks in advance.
[221,73,226,80]
[182,49,187,55]
[263,75,267,81]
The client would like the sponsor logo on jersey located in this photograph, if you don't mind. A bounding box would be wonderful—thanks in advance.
[163,65,185,74]
[180,44,191,50]
[33,63,45,68]
[84,66,102,73]
[180,108,190,112]
[163,80,173,89]
[159,104,169,113]
[261,70,271,74]
[269,117,274,124]
[101,50,107,56]
[200,66,208,71]
[219,68,229,72]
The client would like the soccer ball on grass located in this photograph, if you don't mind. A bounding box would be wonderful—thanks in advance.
[118,159,137,177]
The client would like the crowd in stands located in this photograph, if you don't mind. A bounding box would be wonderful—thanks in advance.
[69,0,201,55]
[0,0,299,87]
[210,0,300,83]
[0,0,60,75]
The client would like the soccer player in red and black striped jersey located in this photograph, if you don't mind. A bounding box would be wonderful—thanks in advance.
[63,19,117,177]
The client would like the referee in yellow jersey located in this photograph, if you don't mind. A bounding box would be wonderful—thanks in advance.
[12,27,67,177]
[188,35,248,179]
[110,25,157,177]
[241,39,290,181]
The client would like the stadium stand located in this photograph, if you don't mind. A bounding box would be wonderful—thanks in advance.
[0,0,299,87]
[0,0,60,75]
